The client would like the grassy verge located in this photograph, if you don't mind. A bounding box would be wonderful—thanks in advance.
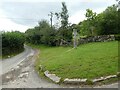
[29,41,118,81]
[2,48,24,59]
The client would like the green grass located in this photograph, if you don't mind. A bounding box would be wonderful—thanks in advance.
[31,41,118,80]
[0,56,2,59]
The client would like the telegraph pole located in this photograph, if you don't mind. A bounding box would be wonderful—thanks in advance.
[48,12,54,28]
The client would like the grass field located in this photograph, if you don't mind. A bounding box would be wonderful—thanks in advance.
[32,41,118,80]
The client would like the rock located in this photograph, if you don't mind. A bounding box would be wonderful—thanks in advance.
[21,67,29,73]
[6,76,11,79]
[78,35,115,45]
[104,75,117,80]
[19,63,23,66]
[92,77,104,83]
[44,70,49,75]
[11,68,14,71]
[64,78,87,84]
[44,70,61,83]
[18,72,29,78]
[15,66,19,69]
[92,75,117,83]
[7,56,10,58]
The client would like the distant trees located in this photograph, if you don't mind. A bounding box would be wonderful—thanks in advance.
[85,9,97,36]
[60,2,69,28]
[55,2,72,43]
[25,20,57,46]
[26,3,119,47]
[79,4,119,36]
[26,2,72,46]
[101,5,118,35]
[2,2,119,58]
[2,31,25,56]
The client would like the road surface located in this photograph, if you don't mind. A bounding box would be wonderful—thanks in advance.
[1,45,34,74]
[1,45,61,88]
[0,45,119,88]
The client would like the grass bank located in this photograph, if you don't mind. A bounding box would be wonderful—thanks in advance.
[2,48,24,59]
[30,41,118,80]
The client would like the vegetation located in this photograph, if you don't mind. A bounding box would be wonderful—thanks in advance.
[25,20,57,46]
[1,1,119,85]
[25,2,72,46]
[79,5,119,36]
[2,31,25,58]
[25,3,119,46]
[33,41,118,80]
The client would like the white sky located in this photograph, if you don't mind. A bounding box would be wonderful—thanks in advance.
[0,0,117,32]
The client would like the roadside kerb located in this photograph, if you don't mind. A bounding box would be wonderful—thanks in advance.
[42,66,119,84]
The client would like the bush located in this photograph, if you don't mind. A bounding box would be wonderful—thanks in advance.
[115,35,120,41]
[2,31,25,56]
[25,20,58,46]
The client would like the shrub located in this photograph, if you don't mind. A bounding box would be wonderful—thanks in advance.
[115,35,120,41]
[2,31,25,56]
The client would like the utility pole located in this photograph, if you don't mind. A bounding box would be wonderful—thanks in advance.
[48,12,54,28]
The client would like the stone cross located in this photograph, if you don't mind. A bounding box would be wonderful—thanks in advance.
[73,29,77,48]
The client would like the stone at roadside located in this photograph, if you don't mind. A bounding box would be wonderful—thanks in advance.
[7,56,10,58]
[19,63,23,67]
[6,76,11,79]
[104,75,117,80]
[18,72,29,78]
[92,77,104,83]
[64,78,87,84]
[15,66,19,69]
[44,70,61,83]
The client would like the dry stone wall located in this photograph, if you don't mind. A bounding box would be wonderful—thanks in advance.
[78,35,115,45]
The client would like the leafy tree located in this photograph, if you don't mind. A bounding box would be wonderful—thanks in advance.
[55,2,72,43]
[25,20,57,46]
[101,5,118,35]
[79,20,91,36]
[60,2,69,28]
[79,4,119,36]
[85,9,97,36]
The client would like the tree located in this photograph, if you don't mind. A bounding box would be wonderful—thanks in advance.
[25,20,57,46]
[79,5,119,36]
[2,31,25,56]
[101,5,118,35]
[60,2,69,28]
[79,20,91,36]
[85,9,97,36]
[55,2,72,43]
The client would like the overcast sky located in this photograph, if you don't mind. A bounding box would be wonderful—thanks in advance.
[0,0,117,32]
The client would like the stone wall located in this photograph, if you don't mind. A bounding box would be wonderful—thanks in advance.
[78,35,115,45]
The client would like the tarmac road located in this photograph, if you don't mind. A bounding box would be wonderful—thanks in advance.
[1,45,34,75]
[1,45,61,88]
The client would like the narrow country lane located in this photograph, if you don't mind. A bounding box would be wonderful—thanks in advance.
[1,45,34,74]
[1,45,61,88]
